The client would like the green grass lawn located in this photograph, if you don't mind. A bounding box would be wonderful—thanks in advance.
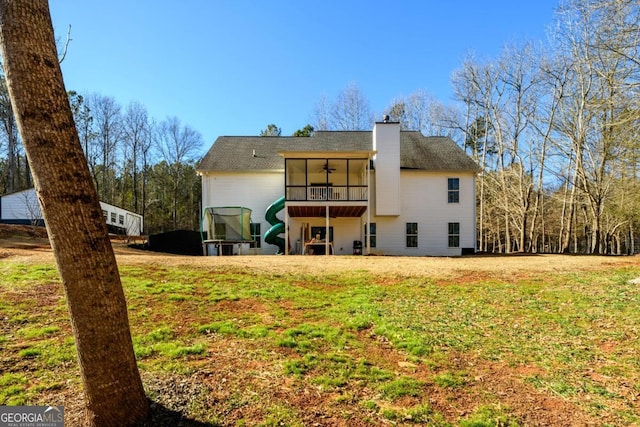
[1,258,639,426]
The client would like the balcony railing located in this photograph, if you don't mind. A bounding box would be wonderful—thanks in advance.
[286,185,368,201]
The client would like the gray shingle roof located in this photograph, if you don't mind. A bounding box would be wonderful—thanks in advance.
[196,131,478,173]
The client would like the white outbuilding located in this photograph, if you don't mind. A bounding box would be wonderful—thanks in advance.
[0,187,144,236]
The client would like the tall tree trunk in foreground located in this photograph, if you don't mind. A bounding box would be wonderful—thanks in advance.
[0,2,148,425]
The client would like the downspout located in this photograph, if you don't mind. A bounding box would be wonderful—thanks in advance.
[366,155,371,254]
[284,161,289,255]
[473,174,477,253]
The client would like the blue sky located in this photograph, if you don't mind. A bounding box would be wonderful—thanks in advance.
[49,1,559,151]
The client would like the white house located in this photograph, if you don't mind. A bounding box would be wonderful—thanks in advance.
[196,120,479,256]
[0,187,144,236]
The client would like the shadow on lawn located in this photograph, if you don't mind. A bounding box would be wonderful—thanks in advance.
[137,400,217,427]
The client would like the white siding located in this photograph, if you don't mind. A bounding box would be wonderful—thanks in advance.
[368,171,476,256]
[125,213,143,236]
[99,202,144,236]
[0,189,41,221]
[201,171,284,254]
[0,188,143,236]
[201,169,477,257]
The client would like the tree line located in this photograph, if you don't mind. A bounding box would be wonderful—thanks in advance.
[0,83,203,234]
[451,0,640,255]
[2,0,639,253]
[275,0,639,255]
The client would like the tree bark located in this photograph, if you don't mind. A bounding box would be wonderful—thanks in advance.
[0,2,148,425]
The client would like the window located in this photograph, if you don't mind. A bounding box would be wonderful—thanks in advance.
[406,222,418,248]
[364,223,376,248]
[102,210,108,220]
[448,222,460,248]
[448,178,460,203]
[110,212,116,223]
[118,215,124,226]
[250,223,261,248]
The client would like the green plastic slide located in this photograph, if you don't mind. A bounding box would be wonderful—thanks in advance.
[264,196,285,253]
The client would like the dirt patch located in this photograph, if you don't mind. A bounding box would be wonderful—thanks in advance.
[3,224,639,426]
[431,355,594,426]
[0,223,48,239]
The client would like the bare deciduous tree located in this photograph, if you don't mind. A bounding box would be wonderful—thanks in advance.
[156,116,203,229]
[386,89,459,139]
[0,72,20,192]
[122,100,152,213]
[88,93,122,205]
[331,83,373,130]
[312,83,373,131]
[551,0,640,253]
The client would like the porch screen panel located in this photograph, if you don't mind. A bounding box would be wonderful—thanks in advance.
[286,159,306,200]
[348,159,367,185]
[286,159,306,185]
